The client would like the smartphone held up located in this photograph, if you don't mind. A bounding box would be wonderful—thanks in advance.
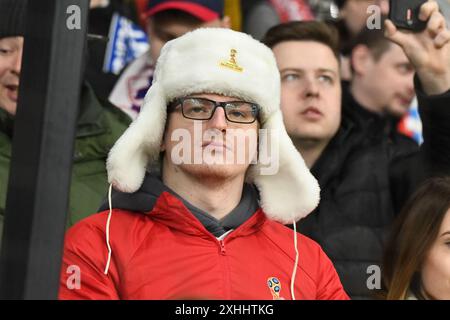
[389,0,428,32]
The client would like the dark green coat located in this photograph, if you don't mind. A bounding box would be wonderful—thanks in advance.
[0,84,131,242]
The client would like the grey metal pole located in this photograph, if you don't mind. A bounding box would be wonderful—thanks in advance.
[0,0,89,299]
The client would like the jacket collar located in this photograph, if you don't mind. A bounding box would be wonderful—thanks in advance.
[101,173,264,238]
[177,183,260,237]
[148,191,266,240]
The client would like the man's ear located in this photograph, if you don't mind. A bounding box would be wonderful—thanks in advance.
[351,45,372,76]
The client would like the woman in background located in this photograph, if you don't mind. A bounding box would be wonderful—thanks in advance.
[383,177,450,300]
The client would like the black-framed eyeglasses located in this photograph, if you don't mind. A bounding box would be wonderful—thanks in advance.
[168,97,260,124]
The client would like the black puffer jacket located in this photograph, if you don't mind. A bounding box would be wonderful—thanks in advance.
[297,80,450,299]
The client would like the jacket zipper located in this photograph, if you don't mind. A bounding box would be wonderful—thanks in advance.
[219,239,226,255]
[218,239,231,298]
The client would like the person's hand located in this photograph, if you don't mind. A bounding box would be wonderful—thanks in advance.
[385,0,450,95]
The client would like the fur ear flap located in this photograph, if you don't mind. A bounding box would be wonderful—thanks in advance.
[107,83,167,193]
[253,111,320,224]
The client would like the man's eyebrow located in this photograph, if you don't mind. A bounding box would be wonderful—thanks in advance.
[316,68,338,77]
[396,62,414,68]
[279,68,338,76]
[440,231,450,238]
[279,68,304,73]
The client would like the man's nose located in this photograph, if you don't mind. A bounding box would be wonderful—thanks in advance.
[207,106,228,131]
[406,75,415,97]
[302,77,320,98]
[12,49,23,75]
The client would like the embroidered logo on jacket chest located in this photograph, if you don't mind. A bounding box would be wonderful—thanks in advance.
[267,277,285,300]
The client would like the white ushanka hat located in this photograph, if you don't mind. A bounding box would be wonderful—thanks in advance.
[106,28,320,224]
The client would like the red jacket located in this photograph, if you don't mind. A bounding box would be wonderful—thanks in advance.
[59,191,349,300]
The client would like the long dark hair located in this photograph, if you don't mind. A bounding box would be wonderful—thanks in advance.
[382,177,450,300]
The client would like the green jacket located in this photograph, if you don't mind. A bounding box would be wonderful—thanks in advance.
[0,84,131,242]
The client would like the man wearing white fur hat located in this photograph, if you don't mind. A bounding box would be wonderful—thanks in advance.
[59,28,349,300]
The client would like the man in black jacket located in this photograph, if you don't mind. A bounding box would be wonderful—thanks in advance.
[343,25,419,165]
[263,1,450,299]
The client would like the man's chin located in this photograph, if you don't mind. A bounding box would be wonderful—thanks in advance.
[182,163,247,181]
[0,99,17,116]
[290,131,328,143]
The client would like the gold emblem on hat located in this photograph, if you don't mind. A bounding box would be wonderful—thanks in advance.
[220,49,243,72]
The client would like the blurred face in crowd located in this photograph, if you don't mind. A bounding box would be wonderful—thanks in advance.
[162,93,259,183]
[146,13,230,63]
[421,208,450,299]
[352,43,415,117]
[89,0,109,8]
[340,0,389,36]
[0,36,23,116]
[272,41,341,147]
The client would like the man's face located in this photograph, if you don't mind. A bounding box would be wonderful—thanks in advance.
[273,41,341,145]
[356,44,415,117]
[89,0,109,8]
[146,17,227,63]
[162,93,259,182]
[0,36,23,116]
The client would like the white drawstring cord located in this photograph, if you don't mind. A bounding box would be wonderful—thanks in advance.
[290,220,299,300]
[104,183,113,275]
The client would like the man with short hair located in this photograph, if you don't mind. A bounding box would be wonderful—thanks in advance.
[263,21,342,168]
[263,1,450,299]
[59,28,349,300]
[333,0,390,79]
[109,0,230,119]
[349,26,415,119]
[344,26,418,153]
